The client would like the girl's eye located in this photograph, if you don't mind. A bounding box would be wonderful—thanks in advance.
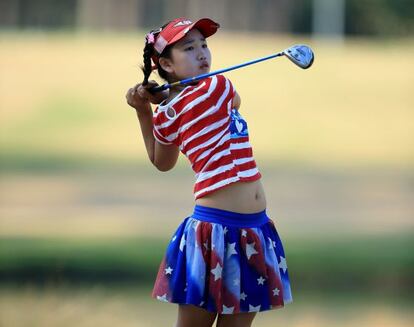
[202,44,208,48]
[185,46,194,51]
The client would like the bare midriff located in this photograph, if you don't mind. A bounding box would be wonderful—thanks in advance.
[195,179,267,214]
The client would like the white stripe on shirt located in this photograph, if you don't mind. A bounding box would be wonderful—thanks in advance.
[194,176,240,198]
[195,133,231,162]
[193,148,231,177]
[237,167,259,178]
[195,163,235,183]
[194,167,259,198]
[153,81,207,119]
[153,129,173,145]
[233,157,254,165]
[185,125,229,157]
[156,77,217,128]
[196,156,255,182]
[181,116,229,151]
[230,141,251,150]
[163,78,231,141]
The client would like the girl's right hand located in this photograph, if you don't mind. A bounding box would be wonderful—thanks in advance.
[126,81,169,113]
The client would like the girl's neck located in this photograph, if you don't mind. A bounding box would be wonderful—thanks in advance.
[166,86,184,100]
[162,85,186,106]
[163,80,199,105]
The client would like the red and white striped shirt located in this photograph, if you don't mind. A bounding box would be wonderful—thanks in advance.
[152,74,261,199]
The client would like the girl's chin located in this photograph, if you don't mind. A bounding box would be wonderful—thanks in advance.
[199,67,210,73]
[177,68,210,81]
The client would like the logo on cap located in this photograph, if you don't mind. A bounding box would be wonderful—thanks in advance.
[174,20,192,27]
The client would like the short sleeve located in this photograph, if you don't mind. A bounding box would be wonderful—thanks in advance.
[214,74,236,113]
[217,74,235,96]
[152,107,175,145]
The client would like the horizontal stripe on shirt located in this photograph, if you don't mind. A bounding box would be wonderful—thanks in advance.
[152,74,261,200]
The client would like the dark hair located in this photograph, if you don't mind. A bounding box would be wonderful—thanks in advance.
[141,22,174,85]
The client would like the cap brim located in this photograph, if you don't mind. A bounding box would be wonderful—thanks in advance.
[192,18,220,38]
[169,18,220,45]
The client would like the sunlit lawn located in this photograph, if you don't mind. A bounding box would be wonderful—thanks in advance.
[0,32,413,170]
[1,171,413,326]
[0,284,412,327]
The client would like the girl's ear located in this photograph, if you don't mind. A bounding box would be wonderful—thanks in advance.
[159,57,174,74]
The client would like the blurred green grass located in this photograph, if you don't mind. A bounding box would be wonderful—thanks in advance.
[1,233,412,297]
[1,282,412,327]
[1,32,413,172]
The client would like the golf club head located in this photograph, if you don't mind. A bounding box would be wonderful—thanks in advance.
[283,45,314,69]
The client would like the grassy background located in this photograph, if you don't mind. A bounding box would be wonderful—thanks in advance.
[1,233,413,293]
[1,32,413,170]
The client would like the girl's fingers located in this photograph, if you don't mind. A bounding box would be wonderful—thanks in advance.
[137,86,147,98]
[126,88,133,100]
[146,80,158,87]
[140,84,159,99]
[126,83,157,107]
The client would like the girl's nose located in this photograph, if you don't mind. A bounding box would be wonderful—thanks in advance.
[198,51,206,61]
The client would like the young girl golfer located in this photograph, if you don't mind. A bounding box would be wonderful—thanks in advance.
[126,17,293,327]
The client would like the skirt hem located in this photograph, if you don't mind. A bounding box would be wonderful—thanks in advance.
[151,295,293,315]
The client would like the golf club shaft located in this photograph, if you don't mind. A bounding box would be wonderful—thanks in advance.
[151,51,284,93]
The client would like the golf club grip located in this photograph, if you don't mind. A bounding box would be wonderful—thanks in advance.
[149,76,197,93]
[149,83,170,93]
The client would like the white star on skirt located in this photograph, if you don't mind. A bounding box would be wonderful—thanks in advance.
[268,237,275,249]
[257,276,265,285]
[165,266,173,275]
[222,305,234,314]
[227,242,238,258]
[279,256,288,273]
[249,304,261,312]
[211,262,222,281]
[246,242,258,260]
[179,235,186,252]
[157,293,168,302]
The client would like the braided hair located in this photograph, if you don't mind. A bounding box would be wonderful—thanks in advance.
[141,22,173,85]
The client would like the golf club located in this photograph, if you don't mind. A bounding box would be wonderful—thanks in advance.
[150,44,314,93]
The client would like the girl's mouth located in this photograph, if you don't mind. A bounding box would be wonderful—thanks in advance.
[200,63,209,69]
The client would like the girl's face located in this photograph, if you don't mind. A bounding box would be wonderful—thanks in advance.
[160,29,211,82]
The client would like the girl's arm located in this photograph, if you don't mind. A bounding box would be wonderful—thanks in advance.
[126,83,180,171]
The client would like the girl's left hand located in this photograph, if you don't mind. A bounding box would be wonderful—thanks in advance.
[138,80,169,105]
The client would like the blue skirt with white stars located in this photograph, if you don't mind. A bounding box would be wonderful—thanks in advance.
[151,204,293,314]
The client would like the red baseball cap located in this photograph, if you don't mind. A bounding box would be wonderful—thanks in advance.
[151,17,220,56]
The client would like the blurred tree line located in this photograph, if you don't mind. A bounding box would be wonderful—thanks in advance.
[292,0,414,36]
[0,0,413,36]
